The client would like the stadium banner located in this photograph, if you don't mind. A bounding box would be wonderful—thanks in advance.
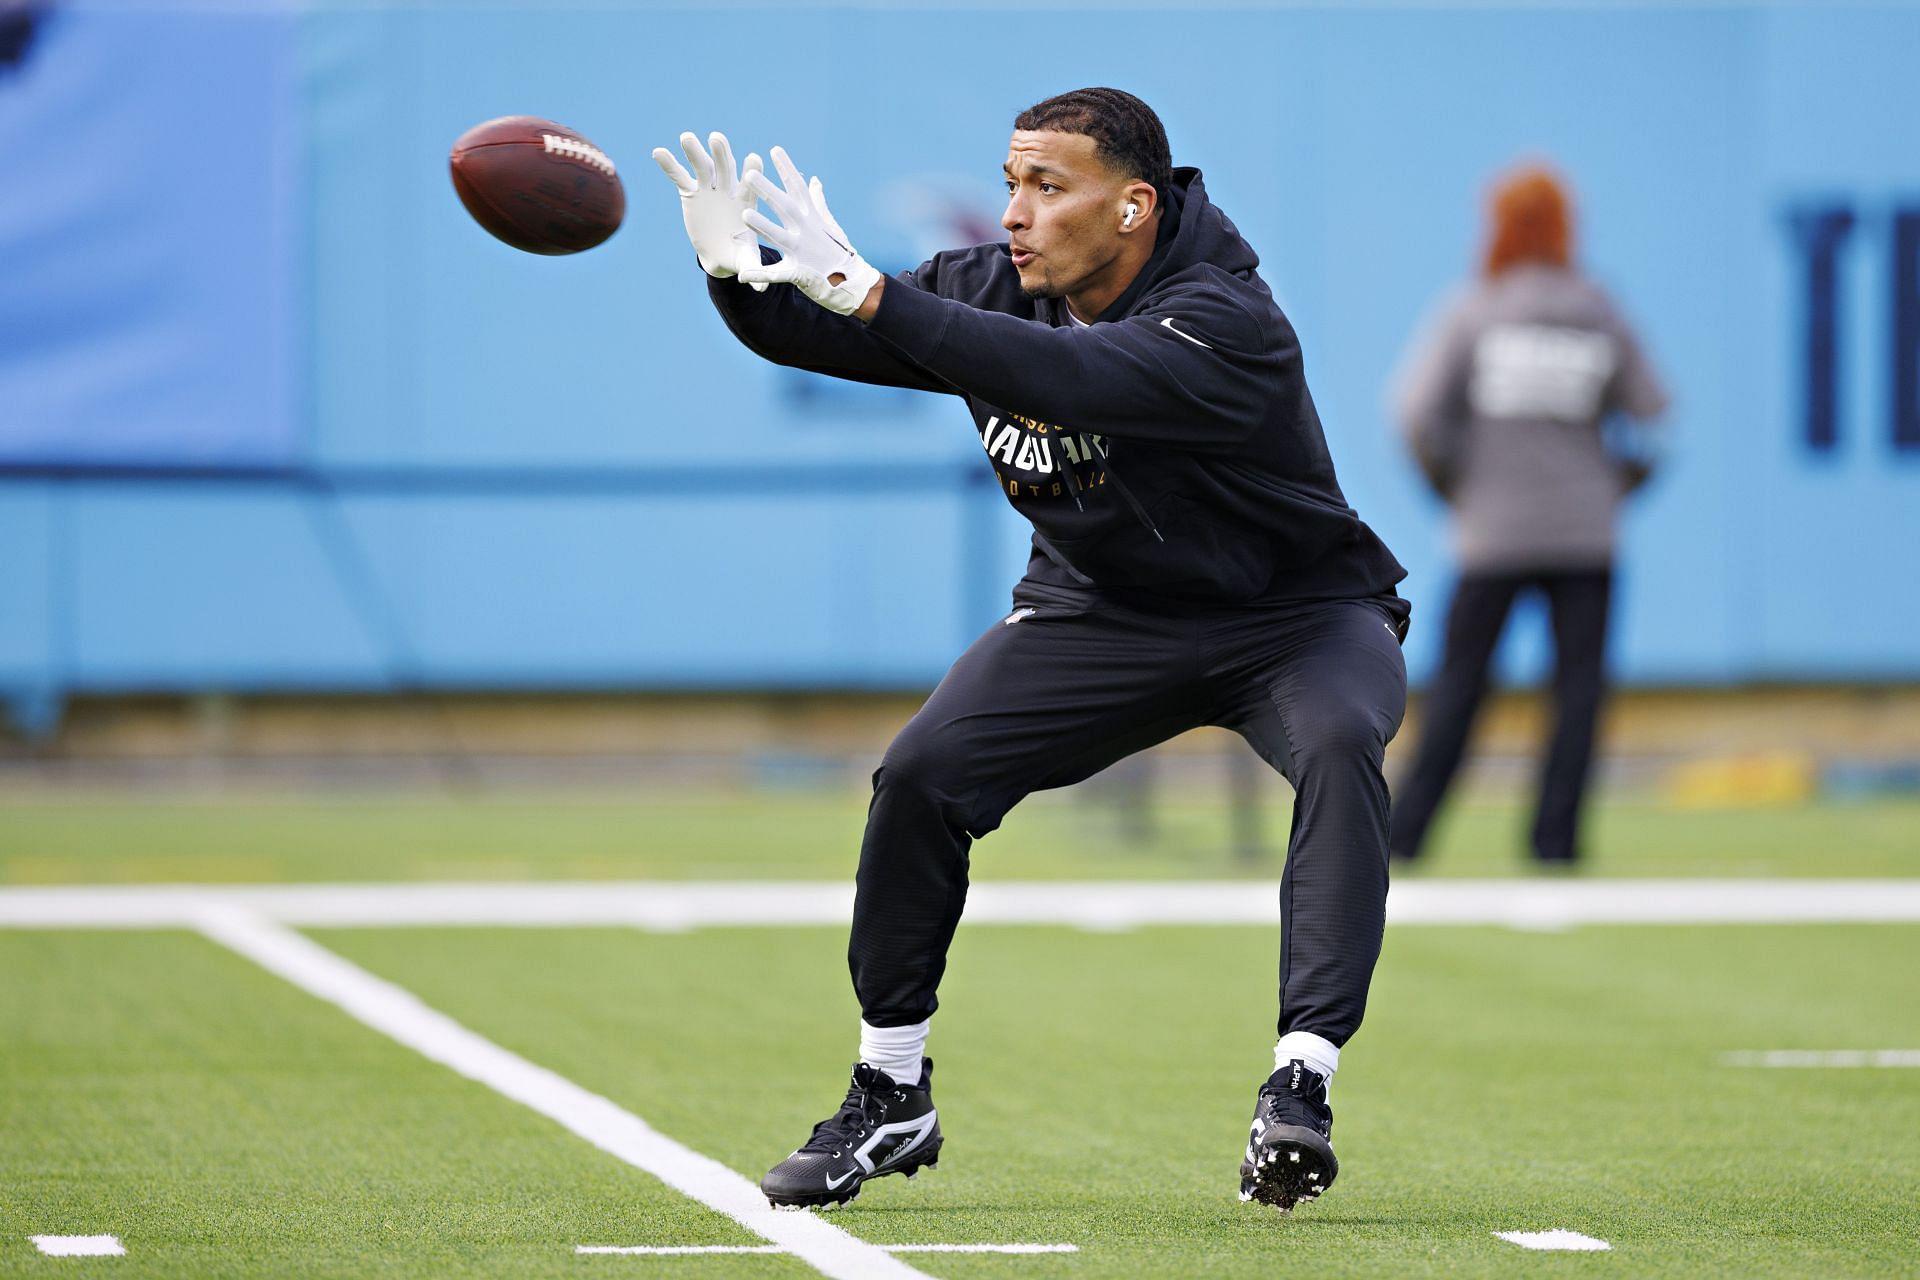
[3,2,1918,724]
[299,3,1920,685]
[0,3,300,468]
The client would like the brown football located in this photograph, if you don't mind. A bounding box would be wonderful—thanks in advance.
[450,115,625,255]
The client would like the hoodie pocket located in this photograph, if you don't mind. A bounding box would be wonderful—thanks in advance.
[1149,493,1277,598]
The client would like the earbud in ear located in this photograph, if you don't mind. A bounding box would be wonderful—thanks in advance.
[1122,202,1140,228]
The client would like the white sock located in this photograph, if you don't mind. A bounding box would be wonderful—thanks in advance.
[1274,1031,1340,1090]
[858,1018,928,1086]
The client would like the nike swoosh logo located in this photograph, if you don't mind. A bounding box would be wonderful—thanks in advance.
[824,1169,857,1190]
[1159,317,1214,350]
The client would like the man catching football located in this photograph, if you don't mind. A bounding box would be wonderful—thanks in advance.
[654,87,1409,1214]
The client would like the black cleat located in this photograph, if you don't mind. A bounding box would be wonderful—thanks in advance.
[761,1059,942,1210]
[1239,1059,1338,1212]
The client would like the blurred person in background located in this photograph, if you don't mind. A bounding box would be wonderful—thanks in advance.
[1389,164,1667,868]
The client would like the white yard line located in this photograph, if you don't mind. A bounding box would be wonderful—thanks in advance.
[193,909,931,1280]
[3,879,1920,931]
[30,1235,126,1257]
[888,1244,1078,1254]
[1722,1049,1920,1068]
[579,1246,786,1255]
[1494,1229,1612,1252]
[578,1243,1079,1256]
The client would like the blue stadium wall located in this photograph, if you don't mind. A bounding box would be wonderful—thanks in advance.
[2,2,1917,731]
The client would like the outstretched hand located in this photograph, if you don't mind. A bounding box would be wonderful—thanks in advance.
[651,131,766,289]
[739,147,883,318]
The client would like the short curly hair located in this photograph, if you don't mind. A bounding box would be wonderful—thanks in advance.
[1014,87,1172,196]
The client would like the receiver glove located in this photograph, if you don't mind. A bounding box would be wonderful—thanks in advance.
[652,131,766,287]
[739,147,881,316]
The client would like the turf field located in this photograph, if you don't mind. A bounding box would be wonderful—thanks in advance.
[1,790,1916,883]
[3,790,1918,1277]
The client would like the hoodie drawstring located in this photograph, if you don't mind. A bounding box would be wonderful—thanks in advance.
[1047,303,1164,542]
[1087,438,1165,543]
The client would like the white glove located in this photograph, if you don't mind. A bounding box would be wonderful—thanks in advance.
[651,131,766,287]
[739,147,882,316]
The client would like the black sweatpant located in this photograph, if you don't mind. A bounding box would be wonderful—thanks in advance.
[1390,567,1612,865]
[850,592,1409,1047]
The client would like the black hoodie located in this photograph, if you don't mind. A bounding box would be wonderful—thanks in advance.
[708,167,1407,611]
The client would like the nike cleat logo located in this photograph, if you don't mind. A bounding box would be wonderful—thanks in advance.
[1159,316,1214,350]
[824,1169,857,1190]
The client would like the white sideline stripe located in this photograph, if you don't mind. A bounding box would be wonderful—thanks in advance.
[31,1235,126,1257]
[193,909,930,1280]
[889,1244,1077,1254]
[580,1246,785,1256]
[6,879,1920,931]
[578,1243,1079,1256]
[1494,1229,1612,1252]
[1723,1049,1920,1068]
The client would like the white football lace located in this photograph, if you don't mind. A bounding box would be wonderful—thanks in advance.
[541,134,616,177]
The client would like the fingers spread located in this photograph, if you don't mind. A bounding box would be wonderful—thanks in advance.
[745,170,801,221]
[651,147,697,193]
[809,176,851,242]
[769,145,808,198]
[807,174,835,221]
[678,131,715,186]
[742,206,796,249]
[708,132,733,182]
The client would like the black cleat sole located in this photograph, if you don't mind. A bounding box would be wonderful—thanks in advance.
[1239,1125,1337,1213]
[763,1153,940,1211]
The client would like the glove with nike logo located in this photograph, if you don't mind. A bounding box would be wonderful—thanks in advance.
[738,147,882,316]
[651,131,767,288]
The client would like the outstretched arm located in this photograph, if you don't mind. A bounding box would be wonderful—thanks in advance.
[743,147,1280,449]
[708,254,961,394]
[654,131,956,394]
[860,283,1279,448]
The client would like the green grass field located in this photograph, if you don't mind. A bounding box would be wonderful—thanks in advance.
[1,790,1916,883]
[3,790,1918,1277]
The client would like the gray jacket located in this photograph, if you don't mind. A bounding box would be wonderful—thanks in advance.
[1393,264,1668,573]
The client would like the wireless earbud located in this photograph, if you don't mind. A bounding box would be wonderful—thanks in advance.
[1122,202,1140,228]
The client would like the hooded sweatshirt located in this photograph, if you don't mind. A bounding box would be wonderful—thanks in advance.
[708,167,1406,612]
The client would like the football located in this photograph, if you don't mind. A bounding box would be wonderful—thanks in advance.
[449,115,625,255]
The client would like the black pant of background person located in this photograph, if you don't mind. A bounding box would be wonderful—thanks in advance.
[1389,568,1612,865]
[849,591,1409,1046]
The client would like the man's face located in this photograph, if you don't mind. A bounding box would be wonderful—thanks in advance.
[1001,130,1133,300]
